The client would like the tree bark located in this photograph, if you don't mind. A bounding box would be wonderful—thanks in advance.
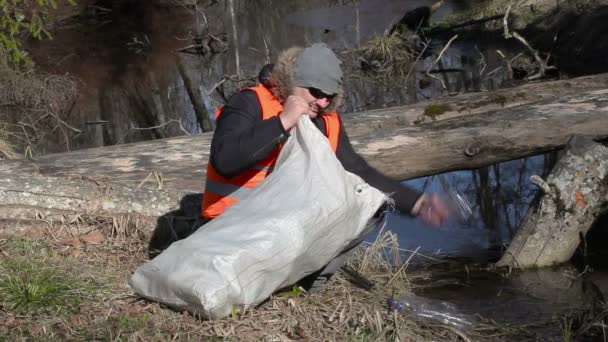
[0,172,180,221]
[343,73,608,132]
[496,137,608,269]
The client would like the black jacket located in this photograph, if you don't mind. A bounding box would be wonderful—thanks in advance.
[209,87,422,215]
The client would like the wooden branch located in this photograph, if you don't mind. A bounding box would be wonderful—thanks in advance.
[503,5,556,80]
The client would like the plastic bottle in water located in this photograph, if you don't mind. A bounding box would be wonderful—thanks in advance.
[438,174,473,223]
[387,294,477,330]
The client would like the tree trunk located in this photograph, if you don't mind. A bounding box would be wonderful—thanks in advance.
[176,56,215,132]
[496,137,608,269]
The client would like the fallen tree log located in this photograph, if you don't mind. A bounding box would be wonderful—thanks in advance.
[496,137,608,269]
[350,88,608,179]
[346,72,608,133]
[0,80,606,221]
[0,172,181,221]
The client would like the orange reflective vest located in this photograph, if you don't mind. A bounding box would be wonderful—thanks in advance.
[201,84,341,218]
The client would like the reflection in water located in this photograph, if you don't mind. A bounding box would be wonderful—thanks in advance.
[369,153,608,340]
[370,154,548,258]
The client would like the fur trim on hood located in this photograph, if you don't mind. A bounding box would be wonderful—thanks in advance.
[265,46,343,114]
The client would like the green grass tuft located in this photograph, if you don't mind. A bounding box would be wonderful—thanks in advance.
[0,240,96,315]
[0,261,82,314]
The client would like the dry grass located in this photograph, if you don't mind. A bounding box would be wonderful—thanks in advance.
[360,31,416,83]
[0,216,507,341]
[0,63,79,156]
[0,134,18,159]
[0,63,77,116]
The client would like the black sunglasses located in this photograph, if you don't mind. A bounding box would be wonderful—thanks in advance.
[308,87,336,100]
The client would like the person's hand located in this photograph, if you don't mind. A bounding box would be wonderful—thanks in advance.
[280,95,311,130]
[411,193,451,226]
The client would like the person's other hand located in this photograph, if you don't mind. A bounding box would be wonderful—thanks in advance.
[280,95,311,130]
[411,193,451,226]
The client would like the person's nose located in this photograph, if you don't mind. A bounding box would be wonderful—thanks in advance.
[316,97,330,109]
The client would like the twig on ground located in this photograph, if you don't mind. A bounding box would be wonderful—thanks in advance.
[386,246,420,287]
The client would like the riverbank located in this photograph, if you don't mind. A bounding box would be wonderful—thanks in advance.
[0,217,520,341]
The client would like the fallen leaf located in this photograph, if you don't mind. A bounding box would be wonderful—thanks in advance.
[80,231,106,245]
[79,305,93,314]
[126,303,146,315]
[68,314,85,328]
[70,249,83,257]
[31,324,44,334]
[112,300,128,313]
[60,237,82,247]
[575,191,587,209]
[0,316,16,327]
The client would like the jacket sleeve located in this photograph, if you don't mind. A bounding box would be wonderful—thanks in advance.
[334,116,422,215]
[210,89,288,178]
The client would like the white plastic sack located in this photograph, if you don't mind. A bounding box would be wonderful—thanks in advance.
[129,115,387,319]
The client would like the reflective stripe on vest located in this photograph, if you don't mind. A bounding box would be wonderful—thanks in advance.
[201,84,341,218]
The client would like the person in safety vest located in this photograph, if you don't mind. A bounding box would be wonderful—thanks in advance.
[199,43,450,291]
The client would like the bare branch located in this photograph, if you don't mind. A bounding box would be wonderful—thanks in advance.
[262,37,270,65]
[130,119,190,136]
[503,5,557,80]
[426,35,459,91]
[207,76,228,95]
[484,66,503,77]
[404,38,430,82]
[497,50,513,80]
[228,0,240,77]
[475,45,486,76]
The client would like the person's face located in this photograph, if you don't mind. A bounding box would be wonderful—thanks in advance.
[291,86,336,118]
